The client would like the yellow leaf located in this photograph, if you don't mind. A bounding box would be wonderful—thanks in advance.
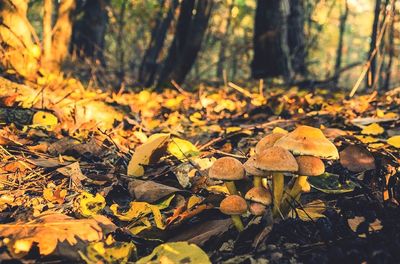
[81,241,136,264]
[127,133,170,177]
[226,127,241,133]
[136,242,211,264]
[289,200,326,221]
[187,195,203,209]
[387,135,400,148]
[168,138,199,160]
[32,111,58,131]
[355,135,379,144]
[77,192,106,217]
[206,185,229,194]
[272,127,288,134]
[361,123,384,135]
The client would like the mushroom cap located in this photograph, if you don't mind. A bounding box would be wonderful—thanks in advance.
[249,202,267,216]
[255,133,286,155]
[296,156,325,176]
[209,157,245,181]
[245,187,272,205]
[274,125,339,160]
[253,146,298,172]
[339,145,376,172]
[243,156,266,177]
[219,195,248,215]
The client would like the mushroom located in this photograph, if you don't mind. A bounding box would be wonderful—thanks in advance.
[245,186,272,216]
[255,133,286,155]
[339,145,375,172]
[243,156,267,188]
[219,195,248,232]
[281,156,324,215]
[274,125,339,159]
[252,146,298,217]
[209,157,245,195]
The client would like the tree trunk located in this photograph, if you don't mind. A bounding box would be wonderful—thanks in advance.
[70,0,109,65]
[52,0,76,70]
[43,0,53,66]
[0,0,39,79]
[383,0,395,91]
[333,0,349,86]
[367,0,382,88]
[157,0,214,88]
[251,0,292,81]
[116,0,128,87]
[287,0,306,76]
[138,0,179,87]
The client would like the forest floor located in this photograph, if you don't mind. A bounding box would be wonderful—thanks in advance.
[0,75,399,263]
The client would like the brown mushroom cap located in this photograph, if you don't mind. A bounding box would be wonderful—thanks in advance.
[296,156,325,176]
[220,195,248,215]
[249,202,266,216]
[274,125,339,160]
[255,133,286,155]
[245,187,272,206]
[243,156,266,177]
[253,146,298,172]
[339,145,376,172]
[209,157,245,181]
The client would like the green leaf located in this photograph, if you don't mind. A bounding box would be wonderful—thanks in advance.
[136,242,211,264]
[308,173,359,194]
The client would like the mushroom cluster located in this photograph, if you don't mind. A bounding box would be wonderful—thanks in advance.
[209,125,339,231]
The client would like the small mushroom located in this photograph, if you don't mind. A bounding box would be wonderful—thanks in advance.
[339,145,375,172]
[274,125,339,160]
[243,156,267,188]
[209,157,245,195]
[252,146,298,217]
[220,195,248,232]
[281,156,324,215]
[255,133,286,155]
[245,186,272,216]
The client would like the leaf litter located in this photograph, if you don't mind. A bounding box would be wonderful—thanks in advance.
[0,76,399,262]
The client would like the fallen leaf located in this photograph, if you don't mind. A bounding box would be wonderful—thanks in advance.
[31,111,58,131]
[80,241,136,264]
[168,137,199,160]
[347,216,383,238]
[361,123,384,135]
[136,242,211,264]
[57,162,87,187]
[127,133,170,177]
[0,213,116,256]
[128,179,182,203]
[77,192,106,217]
[387,135,400,148]
[308,173,358,194]
[290,200,326,221]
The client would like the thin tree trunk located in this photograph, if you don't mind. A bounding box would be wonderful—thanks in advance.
[216,0,234,79]
[367,0,382,88]
[43,0,53,67]
[52,0,76,70]
[70,0,109,65]
[333,0,349,86]
[383,0,395,91]
[116,0,128,87]
[138,0,179,86]
[287,0,306,76]
[251,0,292,81]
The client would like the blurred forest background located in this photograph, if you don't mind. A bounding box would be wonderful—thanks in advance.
[1,0,399,93]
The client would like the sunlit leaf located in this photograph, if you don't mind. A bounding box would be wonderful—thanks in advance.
[31,111,58,131]
[127,133,170,177]
[387,135,400,148]
[77,192,106,217]
[81,241,136,264]
[136,242,211,264]
[361,123,384,135]
[168,137,199,160]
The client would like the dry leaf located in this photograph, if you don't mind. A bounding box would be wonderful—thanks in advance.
[347,216,383,238]
[387,135,400,148]
[0,213,116,256]
[168,137,199,160]
[361,123,384,135]
[127,133,170,177]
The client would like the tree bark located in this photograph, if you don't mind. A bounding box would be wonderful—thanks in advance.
[0,0,39,79]
[52,0,76,70]
[43,0,53,66]
[287,0,306,76]
[333,0,349,86]
[70,0,109,65]
[138,0,179,86]
[157,0,214,88]
[251,0,292,81]
[367,0,382,88]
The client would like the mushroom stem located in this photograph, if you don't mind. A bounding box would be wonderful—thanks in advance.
[281,175,308,216]
[225,181,238,195]
[253,176,262,188]
[231,215,244,231]
[272,172,284,217]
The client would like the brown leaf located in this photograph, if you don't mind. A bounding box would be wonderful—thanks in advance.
[128,179,183,203]
[57,162,87,187]
[0,213,116,256]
